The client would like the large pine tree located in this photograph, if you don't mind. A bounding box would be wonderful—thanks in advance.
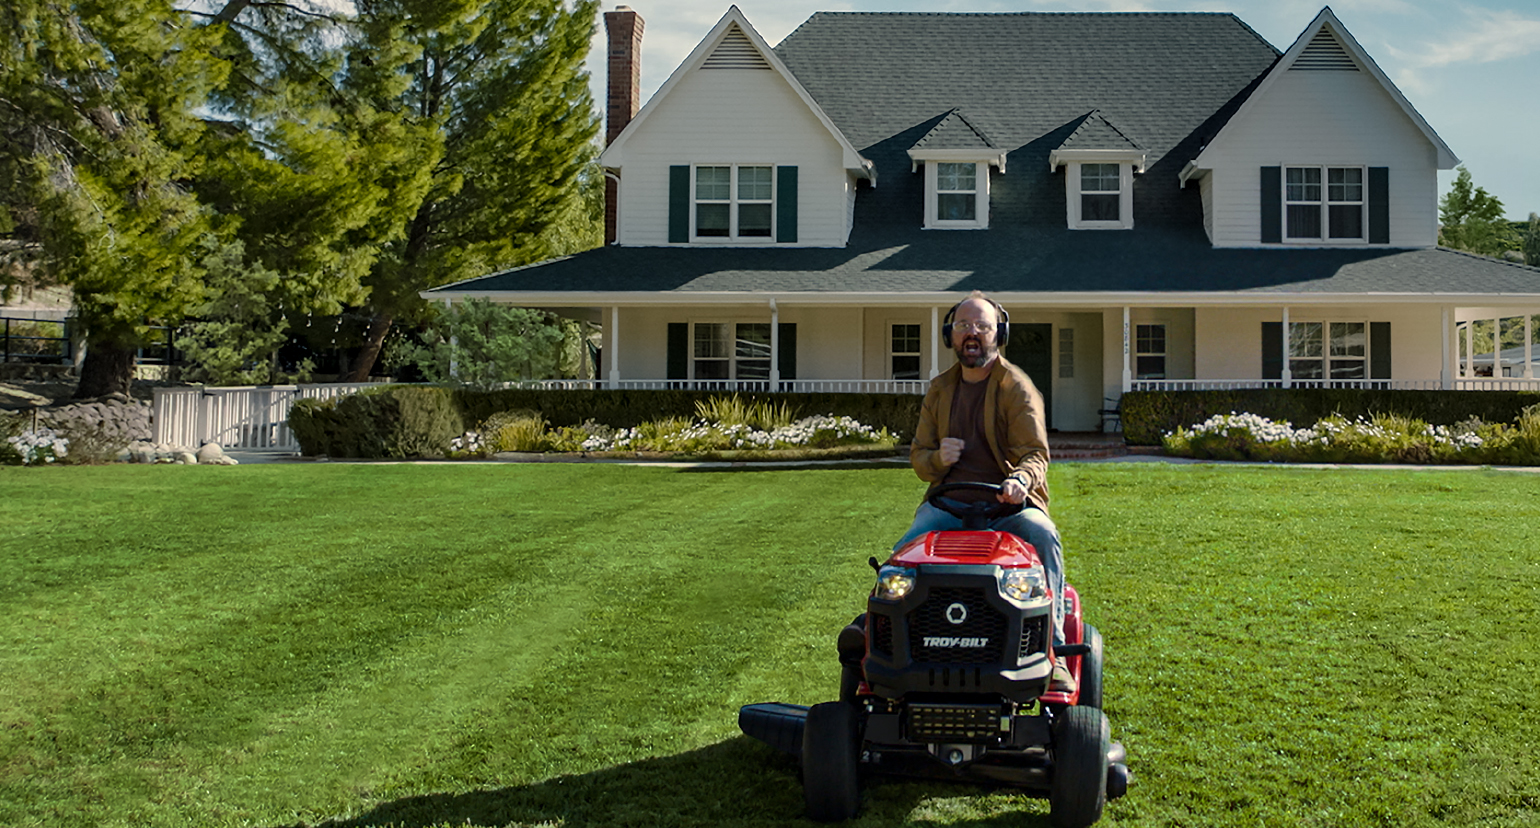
[1,1,225,396]
[339,0,601,381]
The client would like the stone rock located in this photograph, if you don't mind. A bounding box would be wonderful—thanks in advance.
[176,450,197,465]
[196,443,226,464]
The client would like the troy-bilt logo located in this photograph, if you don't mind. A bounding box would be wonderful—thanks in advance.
[923,636,990,648]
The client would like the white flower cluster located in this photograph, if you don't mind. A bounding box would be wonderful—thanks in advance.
[769,415,881,445]
[1180,412,1303,443]
[1173,411,1486,450]
[574,414,885,452]
[450,430,486,454]
[6,428,69,465]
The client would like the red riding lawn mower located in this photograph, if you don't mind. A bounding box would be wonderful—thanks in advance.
[739,482,1131,827]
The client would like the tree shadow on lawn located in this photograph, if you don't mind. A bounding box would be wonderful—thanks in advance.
[288,735,1055,828]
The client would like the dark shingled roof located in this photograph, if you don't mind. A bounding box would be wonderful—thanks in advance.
[1057,110,1144,152]
[432,229,1540,298]
[433,11,1536,303]
[910,108,999,152]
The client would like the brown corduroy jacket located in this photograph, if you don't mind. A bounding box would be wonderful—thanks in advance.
[909,355,1052,515]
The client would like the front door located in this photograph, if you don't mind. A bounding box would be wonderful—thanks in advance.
[1006,323,1053,430]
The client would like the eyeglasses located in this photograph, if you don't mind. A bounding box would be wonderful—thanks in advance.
[952,321,995,334]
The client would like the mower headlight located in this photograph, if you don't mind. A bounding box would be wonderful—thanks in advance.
[1001,566,1048,601]
[875,566,916,601]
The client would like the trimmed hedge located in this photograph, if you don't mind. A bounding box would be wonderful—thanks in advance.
[290,386,463,458]
[1122,389,1540,445]
[290,386,923,458]
[451,388,924,442]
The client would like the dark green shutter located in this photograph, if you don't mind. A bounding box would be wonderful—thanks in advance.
[667,322,688,379]
[776,166,798,243]
[1260,167,1282,243]
[1370,321,1391,379]
[778,323,796,380]
[1262,321,1282,379]
[1368,167,1389,244]
[668,165,690,243]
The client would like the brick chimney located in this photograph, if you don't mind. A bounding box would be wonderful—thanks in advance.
[604,5,643,244]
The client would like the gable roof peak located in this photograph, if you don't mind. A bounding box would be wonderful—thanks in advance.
[1188,5,1458,175]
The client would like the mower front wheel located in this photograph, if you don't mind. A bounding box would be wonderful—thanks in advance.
[1078,624,1105,710]
[1049,705,1110,828]
[802,701,862,821]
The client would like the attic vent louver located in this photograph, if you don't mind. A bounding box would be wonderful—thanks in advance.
[1291,29,1358,71]
[702,25,770,69]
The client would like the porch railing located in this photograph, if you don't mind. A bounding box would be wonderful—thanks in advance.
[1129,379,1489,392]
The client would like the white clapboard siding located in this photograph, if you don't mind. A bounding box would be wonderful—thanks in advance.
[615,59,854,247]
[1203,69,1439,248]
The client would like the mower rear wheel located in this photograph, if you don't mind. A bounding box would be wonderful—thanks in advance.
[802,701,862,821]
[1049,705,1110,828]
[1078,624,1105,710]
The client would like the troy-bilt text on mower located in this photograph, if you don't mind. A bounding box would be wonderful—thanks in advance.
[739,482,1131,827]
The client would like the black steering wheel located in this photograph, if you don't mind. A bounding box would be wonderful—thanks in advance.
[927,481,1024,528]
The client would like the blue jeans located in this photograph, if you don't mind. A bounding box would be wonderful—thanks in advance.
[893,500,1067,645]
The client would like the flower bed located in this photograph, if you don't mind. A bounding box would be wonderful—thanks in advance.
[452,411,898,461]
[1162,406,1540,465]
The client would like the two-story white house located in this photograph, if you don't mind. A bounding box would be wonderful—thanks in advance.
[426,4,1540,432]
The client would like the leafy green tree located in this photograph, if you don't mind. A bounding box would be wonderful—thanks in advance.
[1,1,227,396]
[178,239,303,386]
[1524,213,1540,268]
[391,298,565,388]
[1439,166,1509,256]
[339,0,602,381]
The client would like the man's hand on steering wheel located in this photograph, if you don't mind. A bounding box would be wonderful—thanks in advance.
[998,477,1027,505]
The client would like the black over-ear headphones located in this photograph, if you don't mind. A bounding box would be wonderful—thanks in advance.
[941,297,1010,349]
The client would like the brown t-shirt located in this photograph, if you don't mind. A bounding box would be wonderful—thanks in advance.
[944,376,1005,502]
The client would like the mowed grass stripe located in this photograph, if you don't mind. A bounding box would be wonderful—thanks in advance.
[3,463,1539,827]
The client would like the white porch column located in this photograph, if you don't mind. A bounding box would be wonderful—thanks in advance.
[1281,307,1291,388]
[1526,315,1534,379]
[609,306,620,384]
[930,306,941,379]
[1494,317,1502,379]
[1440,307,1451,389]
[769,298,780,390]
[444,299,457,379]
[1120,307,1131,393]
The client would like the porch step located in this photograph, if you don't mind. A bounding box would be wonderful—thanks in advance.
[1051,432,1129,461]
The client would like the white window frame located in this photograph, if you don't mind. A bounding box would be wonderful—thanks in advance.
[1134,323,1166,380]
[918,158,994,230]
[1058,327,1075,379]
[1287,319,1369,381]
[691,164,775,244]
[1282,164,1366,244]
[1064,160,1135,230]
[688,320,773,380]
[889,321,923,380]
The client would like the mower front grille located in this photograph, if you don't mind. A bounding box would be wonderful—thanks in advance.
[870,613,893,656]
[1019,616,1047,661]
[908,587,1007,663]
[905,702,1006,744]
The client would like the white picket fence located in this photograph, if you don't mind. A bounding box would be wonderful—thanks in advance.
[153,384,379,451]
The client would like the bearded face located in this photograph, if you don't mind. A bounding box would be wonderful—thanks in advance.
[951,301,1000,369]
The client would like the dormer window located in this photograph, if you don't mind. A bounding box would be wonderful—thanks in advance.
[1061,160,1136,230]
[936,163,980,223]
[1080,163,1122,222]
[1049,111,1144,231]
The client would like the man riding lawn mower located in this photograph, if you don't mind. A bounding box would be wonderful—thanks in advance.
[738,293,1130,826]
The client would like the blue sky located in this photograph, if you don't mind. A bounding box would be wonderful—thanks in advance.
[586,0,1540,221]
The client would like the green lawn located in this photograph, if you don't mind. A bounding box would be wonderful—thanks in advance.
[2,462,1537,827]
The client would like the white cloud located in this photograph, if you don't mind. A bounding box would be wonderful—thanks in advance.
[1397,9,1540,68]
